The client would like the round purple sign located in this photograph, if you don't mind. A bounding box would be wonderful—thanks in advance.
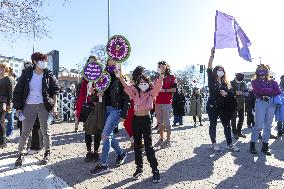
[95,72,111,92]
[107,35,131,63]
[83,61,103,82]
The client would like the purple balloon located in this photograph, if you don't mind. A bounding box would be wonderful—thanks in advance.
[95,72,111,92]
[83,61,103,82]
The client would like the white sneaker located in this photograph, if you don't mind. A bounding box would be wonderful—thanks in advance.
[226,144,240,152]
[27,149,42,155]
[211,143,221,151]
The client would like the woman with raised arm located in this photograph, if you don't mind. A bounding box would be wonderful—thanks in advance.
[116,64,166,183]
[206,48,239,152]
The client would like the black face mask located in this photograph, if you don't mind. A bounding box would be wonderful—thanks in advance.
[236,75,244,82]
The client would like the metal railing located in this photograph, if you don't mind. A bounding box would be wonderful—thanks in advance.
[56,93,76,122]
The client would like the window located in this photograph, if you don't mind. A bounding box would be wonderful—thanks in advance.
[15,64,19,68]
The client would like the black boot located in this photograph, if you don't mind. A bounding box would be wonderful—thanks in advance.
[40,150,50,165]
[15,154,24,167]
[250,142,257,154]
[261,143,272,156]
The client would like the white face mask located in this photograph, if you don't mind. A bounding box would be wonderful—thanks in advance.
[217,71,224,78]
[138,83,149,92]
[37,61,48,69]
[157,68,161,74]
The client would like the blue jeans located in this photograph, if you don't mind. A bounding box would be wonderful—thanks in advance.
[5,109,14,137]
[100,106,123,165]
[173,116,183,125]
[251,98,276,143]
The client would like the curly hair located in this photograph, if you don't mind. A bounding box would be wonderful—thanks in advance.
[0,63,9,74]
[31,52,48,63]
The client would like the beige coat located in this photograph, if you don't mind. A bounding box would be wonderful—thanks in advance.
[189,96,203,117]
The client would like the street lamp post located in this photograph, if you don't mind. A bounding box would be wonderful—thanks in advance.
[108,0,110,40]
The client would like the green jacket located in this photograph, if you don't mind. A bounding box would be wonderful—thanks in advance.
[83,95,106,135]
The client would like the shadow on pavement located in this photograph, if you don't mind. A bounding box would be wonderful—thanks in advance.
[104,143,228,189]
[215,139,284,189]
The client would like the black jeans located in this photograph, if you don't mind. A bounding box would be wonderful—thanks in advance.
[207,105,232,145]
[231,109,244,134]
[0,112,6,145]
[193,116,202,124]
[247,109,255,127]
[132,115,158,172]
[85,131,102,152]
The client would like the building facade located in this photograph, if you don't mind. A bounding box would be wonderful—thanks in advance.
[0,55,25,78]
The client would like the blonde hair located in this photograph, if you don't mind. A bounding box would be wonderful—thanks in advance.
[0,63,10,75]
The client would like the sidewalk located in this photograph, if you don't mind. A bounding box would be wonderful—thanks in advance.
[1,115,284,189]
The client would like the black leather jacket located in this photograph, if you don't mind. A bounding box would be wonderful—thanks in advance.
[13,67,60,112]
[105,75,130,119]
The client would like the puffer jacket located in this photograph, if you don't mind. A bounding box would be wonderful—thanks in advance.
[13,67,60,112]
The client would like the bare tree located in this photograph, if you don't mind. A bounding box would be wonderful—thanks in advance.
[0,0,51,41]
[89,45,108,65]
[175,65,204,95]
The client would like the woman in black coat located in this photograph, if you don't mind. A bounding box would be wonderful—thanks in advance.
[172,88,185,126]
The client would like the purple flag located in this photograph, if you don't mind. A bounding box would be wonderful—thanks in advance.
[214,11,237,49]
[214,11,252,62]
[234,21,252,62]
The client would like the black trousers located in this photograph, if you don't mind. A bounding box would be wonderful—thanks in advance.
[193,116,202,124]
[247,109,255,127]
[206,105,232,145]
[85,130,102,152]
[231,109,244,134]
[132,115,158,172]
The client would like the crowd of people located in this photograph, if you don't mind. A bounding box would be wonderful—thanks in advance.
[0,49,284,184]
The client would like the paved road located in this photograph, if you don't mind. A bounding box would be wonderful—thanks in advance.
[1,115,284,189]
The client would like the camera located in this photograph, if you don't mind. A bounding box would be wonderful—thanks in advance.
[263,96,270,102]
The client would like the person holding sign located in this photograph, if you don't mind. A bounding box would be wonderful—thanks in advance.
[116,64,166,183]
[90,59,129,176]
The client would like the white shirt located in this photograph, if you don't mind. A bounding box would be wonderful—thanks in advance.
[26,72,44,104]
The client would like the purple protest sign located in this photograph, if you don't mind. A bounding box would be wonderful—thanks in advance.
[95,72,111,92]
[107,35,131,63]
[83,61,103,82]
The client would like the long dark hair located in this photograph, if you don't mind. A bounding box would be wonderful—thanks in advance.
[132,66,145,83]
[158,61,171,75]
[212,65,229,87]
[135,75,153,95]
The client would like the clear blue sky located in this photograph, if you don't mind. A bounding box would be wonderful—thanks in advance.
[1,0,283,80]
